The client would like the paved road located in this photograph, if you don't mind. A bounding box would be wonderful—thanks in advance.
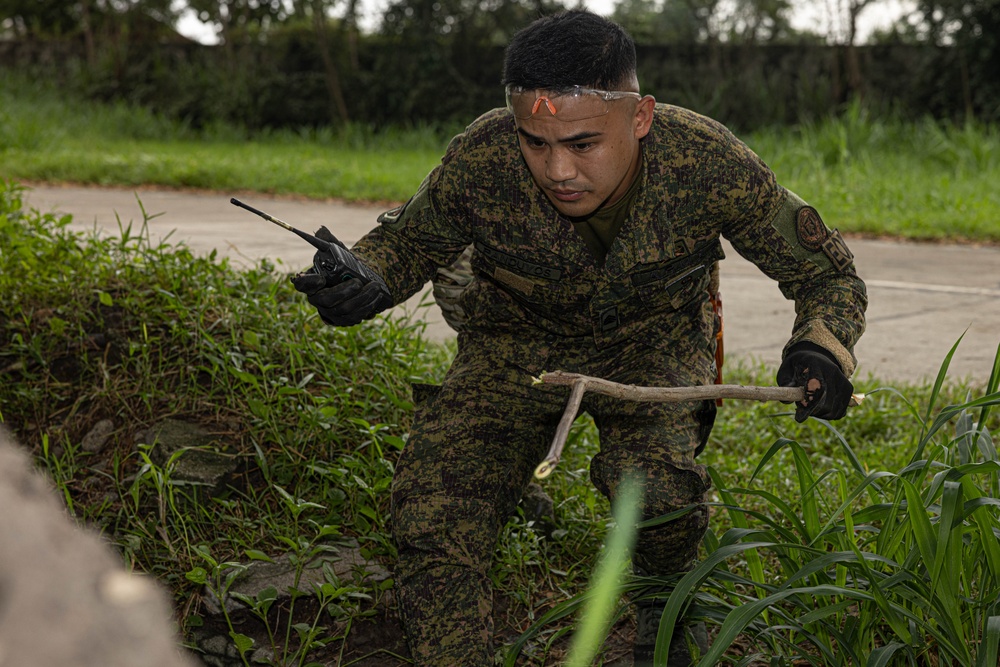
[22,182,1000,387]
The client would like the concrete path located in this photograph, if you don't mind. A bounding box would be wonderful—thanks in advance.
[21,182,1000,387]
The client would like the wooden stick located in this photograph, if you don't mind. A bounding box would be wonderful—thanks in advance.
[531,371,865,479]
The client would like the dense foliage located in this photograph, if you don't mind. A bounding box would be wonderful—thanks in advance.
[2,0,999,130]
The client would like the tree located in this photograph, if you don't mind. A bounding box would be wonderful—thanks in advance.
[912,0,1000,119]
[297,0,351,125]
[372,0,565,122]
[0,0,85,37]
[185,0,290,44]
[0,0,179,65]
[611,0,797,44]
[612,0,717,43]
[716,0,794,43]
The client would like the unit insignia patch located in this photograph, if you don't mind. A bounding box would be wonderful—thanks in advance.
[795,206,829,251]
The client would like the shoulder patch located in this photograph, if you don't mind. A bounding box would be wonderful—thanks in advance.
[821,229,855,271]
[376,175,431,229]
[795,206,829,252]
[377,202,407,226]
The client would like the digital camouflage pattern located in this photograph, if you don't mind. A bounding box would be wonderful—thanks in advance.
[350,104,867,665]
[431,245,474,331]
[391,328,715,665]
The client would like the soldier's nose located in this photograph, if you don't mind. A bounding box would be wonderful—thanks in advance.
[545,152,577,183]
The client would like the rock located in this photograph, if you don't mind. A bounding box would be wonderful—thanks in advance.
[81,418,115,453]
[0,425,197,667]
[520,482,556,524]
[200,540,391,617]
[192,540,399,667]
[135,418,241,492]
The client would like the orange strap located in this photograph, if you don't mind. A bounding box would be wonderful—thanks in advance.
[710,291,724,406]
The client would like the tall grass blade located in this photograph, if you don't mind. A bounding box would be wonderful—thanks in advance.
[819,418,873,481]
[930,481,962,588]
[504,596,587,665]
[901,479,936,571]
[708,467,769,600]
[930,481,969,662]
[694,585,872,666]
[816,470,895,543]
[653,541,777,662]
[915,392,1000,463]
[790,441,821,542]
[959,479,1000,576]
[976,616,1000,667]
[747,437,796,486]
[866,642,908,667]
[564,477,642,667]
[926,334,965,420]
[979,341,1000,428]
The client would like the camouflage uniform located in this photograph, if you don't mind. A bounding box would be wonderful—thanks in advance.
[351,105,867,665]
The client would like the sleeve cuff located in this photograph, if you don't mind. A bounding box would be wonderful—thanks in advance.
[783,320,857,377]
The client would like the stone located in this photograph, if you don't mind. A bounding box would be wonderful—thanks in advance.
[193,540,397,666]
[136,418,241,491]
[81,418,115,453]
[0,425,197,667]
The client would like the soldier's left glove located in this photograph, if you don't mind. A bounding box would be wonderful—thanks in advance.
[776,341,853,423]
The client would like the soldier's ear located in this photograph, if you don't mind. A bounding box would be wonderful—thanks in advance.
[633,95,655,140]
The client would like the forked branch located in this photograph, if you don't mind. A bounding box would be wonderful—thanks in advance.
[531,371,864,479]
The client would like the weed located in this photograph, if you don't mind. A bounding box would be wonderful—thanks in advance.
[0,179,442,662]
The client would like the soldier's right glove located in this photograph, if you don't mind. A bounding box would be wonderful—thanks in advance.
[290,227,393,327]
[776,341,853,423]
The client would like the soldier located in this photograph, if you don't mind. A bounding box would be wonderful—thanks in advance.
[292,9,866,666]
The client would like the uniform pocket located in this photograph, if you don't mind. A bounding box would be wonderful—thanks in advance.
[631,238,724,317]
[634,262,713,315]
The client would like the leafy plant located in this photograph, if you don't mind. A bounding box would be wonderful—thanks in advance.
[0,178,442,661]
[511,339,1000,665]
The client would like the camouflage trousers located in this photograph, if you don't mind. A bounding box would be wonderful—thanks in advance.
[390,319,715,666]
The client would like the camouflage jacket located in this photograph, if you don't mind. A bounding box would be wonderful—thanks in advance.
[352,104,867,375]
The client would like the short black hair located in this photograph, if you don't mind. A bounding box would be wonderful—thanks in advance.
[502,10,637,91]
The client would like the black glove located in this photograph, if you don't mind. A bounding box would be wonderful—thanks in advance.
[776,341,854,423]
[289,227,393,327]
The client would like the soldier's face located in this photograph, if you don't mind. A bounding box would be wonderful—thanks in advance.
[512,89,655,218]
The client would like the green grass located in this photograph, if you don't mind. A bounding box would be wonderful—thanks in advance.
[0,71,455,202]
[750,102,1000,242]
[3,72,1000,242]
[4,178,1000,665]
[512,349,1000,666]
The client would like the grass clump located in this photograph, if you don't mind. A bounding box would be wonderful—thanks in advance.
[0,177,616,664]
[0,178,447,663]
[694,353,1000,665]
[512,353,1000,666]
[750,101,1000,242]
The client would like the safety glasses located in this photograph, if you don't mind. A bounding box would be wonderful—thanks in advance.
[505,85,641,122]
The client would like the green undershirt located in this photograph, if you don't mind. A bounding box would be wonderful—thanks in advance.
[570,172,642,267]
